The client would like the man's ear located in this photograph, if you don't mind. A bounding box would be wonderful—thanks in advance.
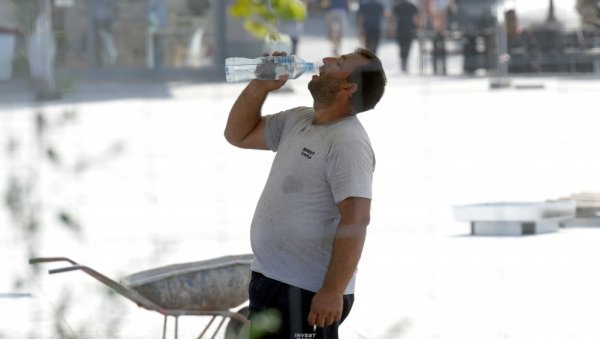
[343,82,358,96]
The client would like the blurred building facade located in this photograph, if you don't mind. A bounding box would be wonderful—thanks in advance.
[0,0,599,80]
[418,0,600,75]
[0,0,266,80]
[54,0,216,70]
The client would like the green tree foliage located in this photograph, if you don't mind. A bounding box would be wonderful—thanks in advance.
[229,0,307,39]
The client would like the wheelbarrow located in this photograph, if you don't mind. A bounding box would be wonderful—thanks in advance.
[29,254,253,339]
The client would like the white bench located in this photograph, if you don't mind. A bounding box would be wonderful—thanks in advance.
[453,200,576,236]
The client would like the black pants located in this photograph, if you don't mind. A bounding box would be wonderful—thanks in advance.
[249,271,354,339]
[432,34,447,75]
[396,34,414,71]
[364,29,381,54]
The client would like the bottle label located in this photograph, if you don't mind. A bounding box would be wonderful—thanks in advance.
[278,56,292,64]
[263,55,293,64]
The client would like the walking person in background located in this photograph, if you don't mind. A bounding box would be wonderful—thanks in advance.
[431,0,448,75]
[391,0,419,73]
[432,29,447,75]
[277,0,307,55]
[147,0,168,69]
[279,18,304,55]
[92,0,118,67]
[224,48,386,339]
[357,0,386,54]
[324,0,350,56]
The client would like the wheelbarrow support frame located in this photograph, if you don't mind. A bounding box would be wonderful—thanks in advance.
[29,257,249,339]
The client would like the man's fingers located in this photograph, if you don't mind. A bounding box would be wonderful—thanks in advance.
[308,312,338,328]
[262,50,288,57]
[316,313,326,327]
[308,311,326,327]
[307,310,317,327]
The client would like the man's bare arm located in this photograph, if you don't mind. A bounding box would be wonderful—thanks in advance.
[308,197,371,327]
[224,53,288,150]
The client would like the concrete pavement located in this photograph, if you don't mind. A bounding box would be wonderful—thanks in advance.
[2,33,600,339]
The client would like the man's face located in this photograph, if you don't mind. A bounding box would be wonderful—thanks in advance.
[308,52,368,105]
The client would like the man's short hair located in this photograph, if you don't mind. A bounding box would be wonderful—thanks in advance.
[347,48,387,113]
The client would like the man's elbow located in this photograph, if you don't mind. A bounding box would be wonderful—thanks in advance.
[224,129,242,147]
[337,197,371,229]
[355,215,370,230]
[338,216,370,238]
[347,212,370,228]
[223,129,234,145]
[360,214,371,228]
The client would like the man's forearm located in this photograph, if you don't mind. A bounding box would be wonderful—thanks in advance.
[320,223,367,295]
[307,222,367,327]
[224,81,269,145]
[321,197,371,295]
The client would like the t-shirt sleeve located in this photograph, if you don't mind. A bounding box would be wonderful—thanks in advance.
[264,110,291,152]
[264,107,309,152]
[326,140,375,204]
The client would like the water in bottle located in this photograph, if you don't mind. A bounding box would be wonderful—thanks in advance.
[225,55,316,82]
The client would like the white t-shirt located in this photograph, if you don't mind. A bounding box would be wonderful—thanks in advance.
[250,106,375,294]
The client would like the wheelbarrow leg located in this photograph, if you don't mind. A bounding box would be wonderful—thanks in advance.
[197,316,217,338]
[163,315,168,339]
[210,317,227,339]
[195,316,227,339]
[162,315,180,339]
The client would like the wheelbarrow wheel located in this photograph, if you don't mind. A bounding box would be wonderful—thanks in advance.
[224,306,250,339]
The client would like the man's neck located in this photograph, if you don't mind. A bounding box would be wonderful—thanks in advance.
[313,103,354,125]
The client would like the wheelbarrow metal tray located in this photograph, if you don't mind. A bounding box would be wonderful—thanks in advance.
[120,254,253,312]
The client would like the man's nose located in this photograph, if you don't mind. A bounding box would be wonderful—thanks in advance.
[322,57,335,64]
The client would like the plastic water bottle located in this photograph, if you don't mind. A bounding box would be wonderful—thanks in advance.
[225,55,316,82]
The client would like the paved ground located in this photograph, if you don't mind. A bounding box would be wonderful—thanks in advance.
[2,33,600,339]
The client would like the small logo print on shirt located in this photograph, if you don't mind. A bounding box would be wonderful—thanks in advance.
[295,333,316,338]
[301,147,315,159]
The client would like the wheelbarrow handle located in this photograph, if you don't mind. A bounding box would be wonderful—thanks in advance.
[48,265,125,292]
[49,266,82,274]
[46,264,168,315]
[29,257,78,265]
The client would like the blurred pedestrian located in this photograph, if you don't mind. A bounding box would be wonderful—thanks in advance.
[147,0,168,69]
[93,0,117,67]
[391,0,419,72]
[279,19,304,55]
[431,4,447,75]
[432,30,446,74]
[357,0,385,54]
[276,0,307,55]
[576,0,600,29]
[324,0,350,56]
